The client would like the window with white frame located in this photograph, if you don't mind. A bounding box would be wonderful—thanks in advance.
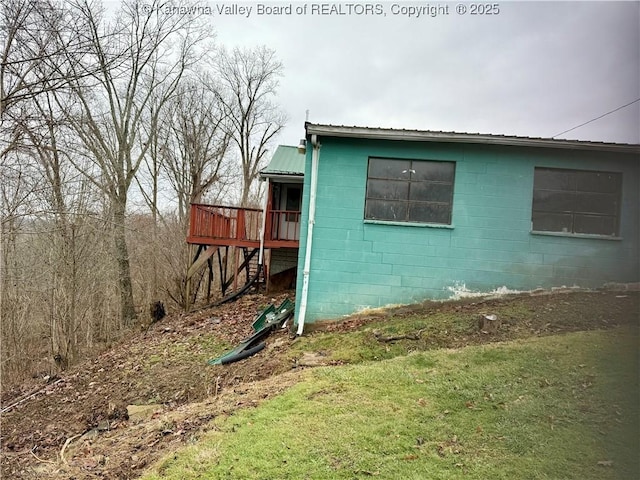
[365,158,455,224]
[532,167,622,237]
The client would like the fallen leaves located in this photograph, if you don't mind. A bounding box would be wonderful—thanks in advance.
[0,291,294,480]
[437,435,463,457]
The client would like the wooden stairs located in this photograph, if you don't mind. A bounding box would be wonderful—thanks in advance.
[185,245,266,310]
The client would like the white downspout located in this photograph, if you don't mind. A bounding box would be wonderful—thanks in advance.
[258,181,268,268]
[297,134,320,336]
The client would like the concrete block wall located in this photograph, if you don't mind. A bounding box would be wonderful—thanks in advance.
[295,138,639,322]
[270,247,299,275]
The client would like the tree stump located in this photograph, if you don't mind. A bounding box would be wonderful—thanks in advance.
[149,301,166,323]
[478,314,501,334]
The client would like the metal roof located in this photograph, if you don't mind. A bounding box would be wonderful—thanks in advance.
[305,123,640,154]
[261,145,305,178]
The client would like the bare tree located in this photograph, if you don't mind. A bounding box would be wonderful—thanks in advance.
[129,77,232,309]
[54,0,211,324]
[0,0,122,380]
[214,46,287,206]
[0,151,43,352]
[161,79,233,222]
[0,0,93,157]
[26,90,97,364]
[1,0,290,381]
[1,0,67,112]
[132,92,166,301]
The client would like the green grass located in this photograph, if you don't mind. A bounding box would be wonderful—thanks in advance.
[285,303,533,365]
[143,327,639,479]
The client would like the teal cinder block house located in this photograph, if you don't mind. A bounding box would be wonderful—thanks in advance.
[293,123,640,332]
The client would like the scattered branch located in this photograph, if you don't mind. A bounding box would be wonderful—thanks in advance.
[59,433,82,464]
[0,379,63,414]
[373,329,425,343]
[30,446,57,464]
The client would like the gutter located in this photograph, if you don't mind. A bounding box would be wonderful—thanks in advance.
[297,134,320,336]
[259,173,304,182]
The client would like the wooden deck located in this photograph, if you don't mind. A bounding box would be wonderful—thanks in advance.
[187,203,300,249]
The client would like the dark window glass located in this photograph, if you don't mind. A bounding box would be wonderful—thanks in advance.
[365,199,408,221]
[367,179,408,201]
[574,192,619,216]
[412,161,454,182]
[408,203,451,224]
[574,214,617,236]
[365,158,455,224]
[532,190,575,213]
[531,211,573,233]
[532,167,621,236]
[368,158,411,180]
[409,183,453,203]
[575,171,621,194]
[533,169,576,191]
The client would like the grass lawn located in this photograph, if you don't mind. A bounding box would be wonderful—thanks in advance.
[143,327,638,479]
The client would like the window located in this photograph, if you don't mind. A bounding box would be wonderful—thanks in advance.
[532,167,622,237]
[365,158,455,224]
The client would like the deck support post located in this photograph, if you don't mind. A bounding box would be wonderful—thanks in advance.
[232,246,240,293]
[206,257,214,303]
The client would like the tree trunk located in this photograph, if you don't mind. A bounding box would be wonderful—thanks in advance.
[113,201,136,325]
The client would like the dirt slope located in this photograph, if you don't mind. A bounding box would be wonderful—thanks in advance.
[1,289,638,479]
[1,291,297,479]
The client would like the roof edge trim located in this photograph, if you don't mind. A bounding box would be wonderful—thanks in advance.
[305,123,640,154]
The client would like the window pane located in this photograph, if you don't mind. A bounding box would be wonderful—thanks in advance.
[409,203,451,224]
[368,158,411,179]
[576,171,621,194]
[534,169,576,190]
[367,179,408,200]
[409,182,453,203]
[574,192,618,216]
[532,190,575,213]
[365,199,407,221]
[574,215,617,236]
[532,211,572,233]
[412,161,455,182]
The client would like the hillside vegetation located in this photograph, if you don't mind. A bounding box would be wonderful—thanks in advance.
[1,290,638,479]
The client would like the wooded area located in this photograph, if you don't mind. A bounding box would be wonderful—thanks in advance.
[1,0,286,385]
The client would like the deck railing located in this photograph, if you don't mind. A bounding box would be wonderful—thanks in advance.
[269,210,301,241]
[189,204,262,243]
[188,204,300,246]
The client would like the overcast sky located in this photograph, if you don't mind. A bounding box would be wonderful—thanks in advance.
[202,1,639,146]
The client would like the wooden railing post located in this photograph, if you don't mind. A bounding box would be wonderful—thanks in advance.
[236,209,246,240]
[189,204,198,237]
